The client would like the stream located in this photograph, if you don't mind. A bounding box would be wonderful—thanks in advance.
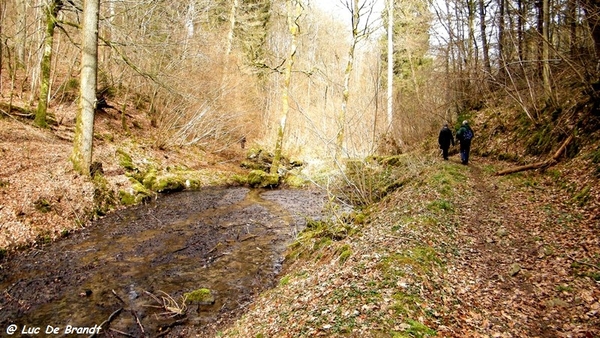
[0,187,326,337]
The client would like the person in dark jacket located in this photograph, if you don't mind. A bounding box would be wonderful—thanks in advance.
[438,123,454,160]
[456,120,474,165]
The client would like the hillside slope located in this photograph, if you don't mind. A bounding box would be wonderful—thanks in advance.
[0,110,243,252]
[220,155,599,337]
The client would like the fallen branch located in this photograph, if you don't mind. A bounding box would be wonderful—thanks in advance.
[495,133,574,176]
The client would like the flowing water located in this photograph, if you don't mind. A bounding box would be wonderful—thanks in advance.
[0,187,326,336]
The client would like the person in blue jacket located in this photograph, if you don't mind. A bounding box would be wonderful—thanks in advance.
[456,120,474,165]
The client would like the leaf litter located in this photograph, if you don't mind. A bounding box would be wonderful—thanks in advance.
[220,156,599,337]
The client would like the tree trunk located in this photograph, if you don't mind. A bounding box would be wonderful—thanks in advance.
[479,0,491,78]
[71,0,99,176]
[15,0,27,66]
[225,0,239,55]
[0,0,3,90]
[337,0,361,159]
[271,0,301,175]
[542,0,552,98]
[536,0,543,75]
[35,0,62,128]
[387,0,394,134]
[582,0,600,62]
[467,0,478,70]
[517,0,524,61]
[498,0,506,78]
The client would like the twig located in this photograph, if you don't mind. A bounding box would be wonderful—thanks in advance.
[172,246,189,254]
[130,309,145,335]
[155,319,187,338]
[111,289,126,305]
[0,108,31,125]
[207,243,221,254]
[567,254,600,271]
[240,234,258,242]
[155,328,171,338]
[108,328,135,337]
[89,307,122,338]
[147,211,162,224]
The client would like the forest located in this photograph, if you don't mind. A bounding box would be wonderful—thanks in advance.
[0,0,599,336]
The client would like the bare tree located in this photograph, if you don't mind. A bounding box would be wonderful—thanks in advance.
[71,0,99,176]
[336,0,377,159]
[271,0,302,174]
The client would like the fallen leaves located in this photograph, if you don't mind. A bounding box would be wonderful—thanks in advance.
[220,157,599,337]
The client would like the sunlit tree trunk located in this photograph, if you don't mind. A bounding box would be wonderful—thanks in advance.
[467,0,477,70]
[337,0,361,159]
[479,0,491,77]
[15,0,27,66]
[225,0,239,55]
[71,0,99,176]
[387,0,394,133]
[498,0,506,77]
[35,0,62,128]
[271,0,301,175]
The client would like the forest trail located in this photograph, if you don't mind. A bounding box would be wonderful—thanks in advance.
[437,159,600,337]
[222,156,600,337]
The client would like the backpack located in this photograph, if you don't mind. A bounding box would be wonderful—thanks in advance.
[463,128,473,141]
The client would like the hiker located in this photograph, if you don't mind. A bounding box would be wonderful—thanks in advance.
[438,123,454,160]
[456,120,474,165]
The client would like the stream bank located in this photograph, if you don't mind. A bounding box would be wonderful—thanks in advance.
[0,187,326,337]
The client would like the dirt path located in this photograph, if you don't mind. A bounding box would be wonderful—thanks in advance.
[441,159,600,337]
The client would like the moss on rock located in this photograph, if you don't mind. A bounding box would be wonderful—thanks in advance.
[93,174,118,216]
[116,149,136,171]
[184,288,215,305]
[284,173,308,187]
[119,180,154,206]
[142,168,158,190]
[152,174,186,193]
[247,170,280,188]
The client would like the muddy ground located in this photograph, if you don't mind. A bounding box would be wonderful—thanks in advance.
[0,187,326,337]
